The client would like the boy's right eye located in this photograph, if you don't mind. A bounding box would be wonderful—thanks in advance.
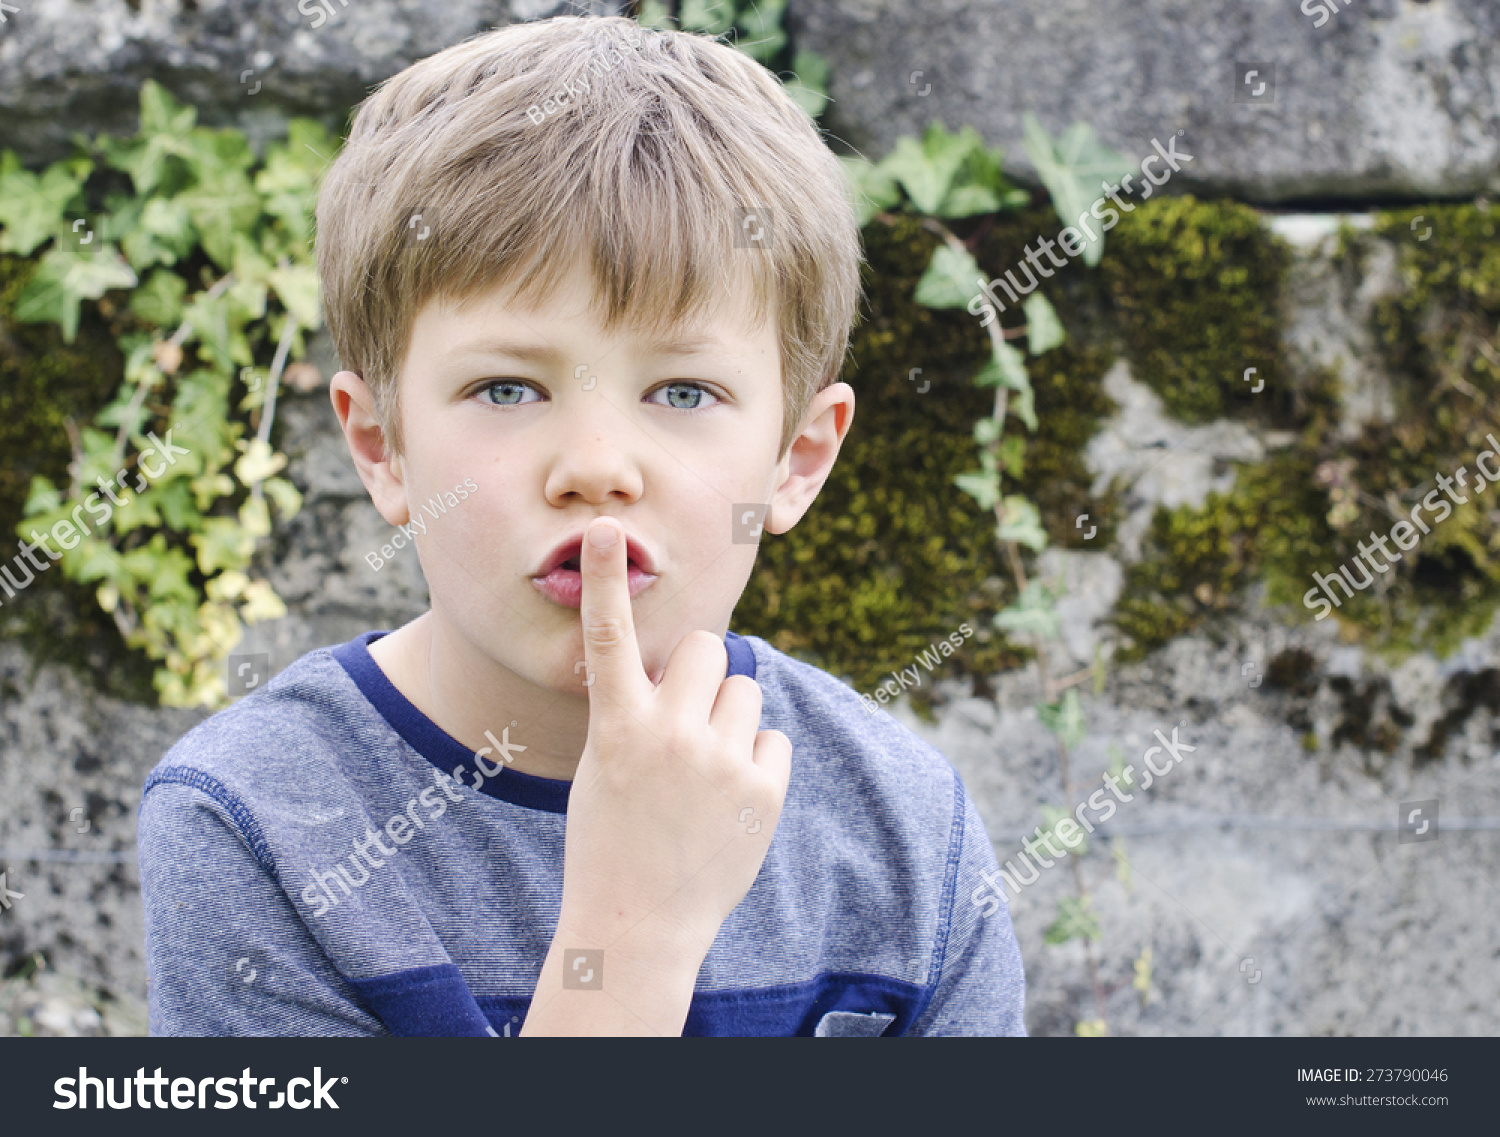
[478,380,543,407]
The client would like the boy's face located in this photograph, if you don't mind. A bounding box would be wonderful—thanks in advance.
[334,253,853,699]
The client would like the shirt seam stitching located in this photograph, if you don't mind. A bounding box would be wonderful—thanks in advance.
[142,766,277,876]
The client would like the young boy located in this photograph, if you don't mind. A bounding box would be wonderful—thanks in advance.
[138,14,1026,1036]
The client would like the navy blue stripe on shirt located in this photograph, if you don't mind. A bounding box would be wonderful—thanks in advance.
[330,630,757,814]
[345,964,496,1036]
[359,969,927,1036]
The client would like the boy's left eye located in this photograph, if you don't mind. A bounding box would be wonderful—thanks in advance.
[476,380,721,410]
[648,382,721,410]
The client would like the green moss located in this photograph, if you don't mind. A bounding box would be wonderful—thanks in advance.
[734,210,1121,719]
[1113,201,1500,662]
[1101,196,1293,426]
[1113,449,1331,660]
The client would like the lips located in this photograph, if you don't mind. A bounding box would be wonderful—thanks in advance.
[530,525,659,609]
[532,529,657,576]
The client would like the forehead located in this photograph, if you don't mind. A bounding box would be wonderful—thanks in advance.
[424,250,776,352]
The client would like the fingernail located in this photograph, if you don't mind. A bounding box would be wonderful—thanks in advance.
[588,521,618,549]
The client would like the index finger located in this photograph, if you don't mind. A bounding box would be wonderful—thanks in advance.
[579,516,652,707]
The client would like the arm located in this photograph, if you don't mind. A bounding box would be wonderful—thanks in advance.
[907,785,1028,1036]
[139,781,385,1036]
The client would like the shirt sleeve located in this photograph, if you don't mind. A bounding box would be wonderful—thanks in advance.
[906,782,1028,1036]
[139,779,386,1036]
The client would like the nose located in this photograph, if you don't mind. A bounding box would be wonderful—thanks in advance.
[541,400,645,506]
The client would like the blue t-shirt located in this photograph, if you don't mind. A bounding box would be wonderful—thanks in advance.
[138,629,1026,1036]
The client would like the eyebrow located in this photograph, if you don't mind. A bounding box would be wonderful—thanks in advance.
[450,335,724,363]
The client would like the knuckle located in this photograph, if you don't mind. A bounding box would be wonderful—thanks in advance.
[659,725,699,761]
[722,674,762,701]
[687,628,725,654]
[584,614,630,646]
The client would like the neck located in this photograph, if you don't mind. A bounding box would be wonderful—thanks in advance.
[368,611,590,781]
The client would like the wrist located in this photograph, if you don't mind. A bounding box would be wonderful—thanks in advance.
[553,904,715,976]
[524,916,709,1037]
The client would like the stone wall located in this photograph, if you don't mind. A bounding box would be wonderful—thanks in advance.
[1,0,1496,1035]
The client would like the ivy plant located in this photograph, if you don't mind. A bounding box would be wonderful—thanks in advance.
[843,119,1153,1033]
[0,81,330,708]
[635,0,830,118]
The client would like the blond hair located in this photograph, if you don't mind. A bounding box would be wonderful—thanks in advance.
[315,14,864,459]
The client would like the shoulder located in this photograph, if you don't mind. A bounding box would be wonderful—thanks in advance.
[738,633,966,839]
[142,641,368,818]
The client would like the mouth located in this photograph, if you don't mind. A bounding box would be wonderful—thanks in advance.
[530,529,659,608]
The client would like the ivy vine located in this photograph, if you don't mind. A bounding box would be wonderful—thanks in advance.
[0,81,329,708]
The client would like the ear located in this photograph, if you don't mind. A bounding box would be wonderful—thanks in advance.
[764,379,856,536]
[329,370,412,527]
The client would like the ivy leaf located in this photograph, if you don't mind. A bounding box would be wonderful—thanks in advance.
[679,0,735,35]
[997,494,1048,552]
[73,539,126,584]
[971,335,1023,384]
[267,263,321,328]
[733,0,786,63]
[116,195,197,271]
[256,120,335,252]
[1022,292,1065,355]
[1040,803,1088,858]
[168,369,232,478]
[153,479,198,531]
[782,49,830,119]
[191,517,256,576]
[840,156,901,229]
[99,80,198,195]
[233,438,287,487]
[195,598,244,655]
[111,484,164,535]
[937,127,1027,219]
[877,124,971,217]
[21,475,62,518]
[972,339,1037,431]
[953,467,1001,512]
[178,285,242,373]
[239,579,288,624]
[206,569,249,602]
[0,151,93,256]
[1019,112,1134,267]
[177,161,262,269]
[129,268,188,328]
[239,495,272,539]
[993,578,1060,639]
[914,242,983,310]
[1010,383,1037,434]
[1106,742,1137,792]
[12,246,138,342]
[1038,689,1088,750]
[146,544,196,603]
[262,476,303,519]
[877,123,1027,221]
[1045,895,1102,944]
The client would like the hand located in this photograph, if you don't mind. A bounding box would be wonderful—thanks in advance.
[554,514,791,981]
